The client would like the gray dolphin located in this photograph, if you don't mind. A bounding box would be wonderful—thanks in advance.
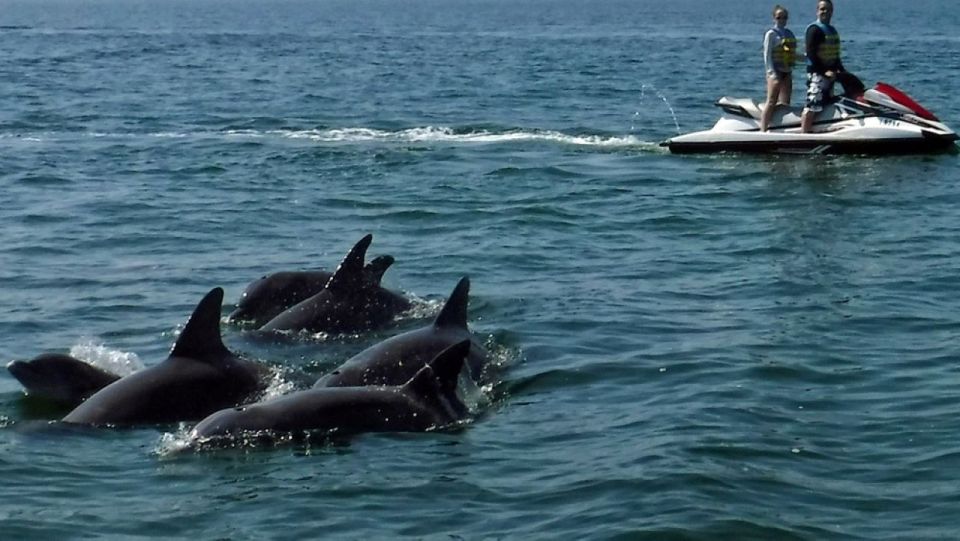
[6,353,121,406]
[314,276,489,388]
[259,234,411,335]
[62,288,266,426]
[189,340,471,444]
[7,244,409,406]
[227,254,403,327]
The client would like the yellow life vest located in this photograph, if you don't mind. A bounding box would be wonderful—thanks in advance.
[771,27,797,72]
[812,22,841,68]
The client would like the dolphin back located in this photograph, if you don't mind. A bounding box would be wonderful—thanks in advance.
[324,234,372,294]
[190,342,472,445]
[171,287,231,362]
[257,234,409,335]
[315,276,486,387]
[228,270,334,326]
[433,277,470,329]
[404,340,471,422]
[61,288,262,426]
[364,255,394,284]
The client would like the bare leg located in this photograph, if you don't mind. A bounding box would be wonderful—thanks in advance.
[760,75,780,132]
[801,109,814,133]
[777,73,792,105]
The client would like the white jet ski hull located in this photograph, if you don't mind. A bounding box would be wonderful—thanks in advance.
[662,83,958,155]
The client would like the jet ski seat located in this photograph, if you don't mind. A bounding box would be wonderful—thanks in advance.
[716,97,763,119]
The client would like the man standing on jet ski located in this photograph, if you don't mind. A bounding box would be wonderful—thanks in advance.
[800,0,863,133]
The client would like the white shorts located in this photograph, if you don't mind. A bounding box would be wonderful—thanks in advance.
[804,72,834,113]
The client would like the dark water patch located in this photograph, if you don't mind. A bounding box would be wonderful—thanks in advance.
[170,164,227,175]
[19,213,73,226]
[612,520,822,541]
[907,449,960,471]
[14,173,73,186]
[6,245,79,257]
[219,117,298,131]
[486,165,584,178]
[504,368,602,397]
[5,395,73,422]
[744,359,873,386]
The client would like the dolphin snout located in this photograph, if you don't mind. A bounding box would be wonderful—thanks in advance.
[6,360,33,380]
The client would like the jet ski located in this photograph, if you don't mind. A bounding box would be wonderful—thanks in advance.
[661,82,958,155]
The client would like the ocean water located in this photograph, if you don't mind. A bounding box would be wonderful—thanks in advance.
[2,0,960,538]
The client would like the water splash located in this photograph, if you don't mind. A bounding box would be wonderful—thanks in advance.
[635,83,682,135]
[69,339,144,376]
[155,426,194,456]
[260,366,298,401]
[402,295,444,320]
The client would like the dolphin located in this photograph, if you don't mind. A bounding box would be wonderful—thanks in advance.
[258,234,411,335]
[189,340,471,443]
[6,353,121,406]
[227,270,334,326]
[5,246,408,407]
[62,288,266,426]
[227,254,403,327]
[314,276,489,388]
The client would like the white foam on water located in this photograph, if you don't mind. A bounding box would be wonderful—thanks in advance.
[5,126,659,149]
[259,366,299,401]
[225,126,650,147]
[69,339,144,376]
[155,426,194,457]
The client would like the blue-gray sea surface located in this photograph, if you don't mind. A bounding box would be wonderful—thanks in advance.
[2,0,960,539]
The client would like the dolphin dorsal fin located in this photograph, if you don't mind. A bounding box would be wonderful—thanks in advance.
[433,276,469,329]
[170,287,231,361]
[325,234,373,294]
[405,340,470,418]
[363,255,395,285]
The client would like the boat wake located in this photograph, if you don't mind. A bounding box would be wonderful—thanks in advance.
[0,126,660,150]
[224,126,653,148]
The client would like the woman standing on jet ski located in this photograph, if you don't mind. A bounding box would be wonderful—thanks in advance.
[760,5,796,131]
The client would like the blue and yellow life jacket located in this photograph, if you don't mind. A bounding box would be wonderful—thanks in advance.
[771,27,797,72]
[808,21,841,69]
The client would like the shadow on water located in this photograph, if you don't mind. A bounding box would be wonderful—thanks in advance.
[6,394,75,421]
